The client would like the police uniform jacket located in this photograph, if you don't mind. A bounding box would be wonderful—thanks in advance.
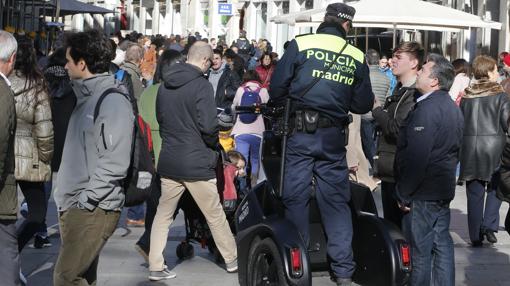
[270,23,374,122]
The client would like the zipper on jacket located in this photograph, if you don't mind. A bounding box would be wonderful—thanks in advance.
[101,123,107,150]
[393,89,410,118]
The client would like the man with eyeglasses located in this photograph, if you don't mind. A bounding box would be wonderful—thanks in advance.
[148,41,237,281]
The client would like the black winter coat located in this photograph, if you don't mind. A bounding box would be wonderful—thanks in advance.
[499,136,510,202]
[45,66,77,172]
[372,84,418,182]
[156,63,219,181]
[207,67,241,109]
[459,80,510,183]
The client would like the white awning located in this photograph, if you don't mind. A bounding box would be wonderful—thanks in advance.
[271,0,501,31]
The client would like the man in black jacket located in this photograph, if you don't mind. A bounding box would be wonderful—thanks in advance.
[395,54,463,286]
[207,48,241,110]
[149,42,237,281]
[372,41,423,229]
[270,3,374,285]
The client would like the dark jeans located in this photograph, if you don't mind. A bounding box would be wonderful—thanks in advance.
[0,220,21,286]
[35,180,53,236]
[409,200,454,286]
[54,207,120,286]
[137,176,162,249]
[466,173,502,242]
[17,181,47,251]
[360,118,376,167]
[380,181,403,229]
[127,204,146,221]
[283,127,354,279]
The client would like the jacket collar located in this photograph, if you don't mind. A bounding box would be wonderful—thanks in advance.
[316,22,347,38]
[0,71,11,86]
[70,73,112,100]
[121,61,141,76]
[464,79,505,98]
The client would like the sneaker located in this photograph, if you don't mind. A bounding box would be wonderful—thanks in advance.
[148,269,176,281]
[33,235,52,249]
[126,219,145,227]
[135,242,150,264]
[20,202,28,219]
[19,270,27,285]
[226,258,238,273]
[483,230,498,244]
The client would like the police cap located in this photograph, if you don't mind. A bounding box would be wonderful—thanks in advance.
[325,3,356,21]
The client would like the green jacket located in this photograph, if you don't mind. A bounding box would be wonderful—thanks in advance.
[139,84,162,166]
[0,76,18,220]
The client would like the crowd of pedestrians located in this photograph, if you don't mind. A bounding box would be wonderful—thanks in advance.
[2,7,510,285]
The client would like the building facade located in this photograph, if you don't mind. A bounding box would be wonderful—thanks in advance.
[1,0,509,60]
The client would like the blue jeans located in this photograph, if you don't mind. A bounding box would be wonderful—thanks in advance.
[235,134,262,178]
[360,118,376,167]
[466,173,502,242]
[409,200,454,286]
[127,204,146,221]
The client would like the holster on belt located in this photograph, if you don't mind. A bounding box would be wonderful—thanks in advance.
[293,111,352,145]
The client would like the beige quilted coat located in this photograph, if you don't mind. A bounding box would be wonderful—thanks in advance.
[9,74,53,182]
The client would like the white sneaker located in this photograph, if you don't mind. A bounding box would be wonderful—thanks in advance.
[148,269,176,281]
[19,270,27,285]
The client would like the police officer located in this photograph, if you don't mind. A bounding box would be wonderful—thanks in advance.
[270,3,374,286]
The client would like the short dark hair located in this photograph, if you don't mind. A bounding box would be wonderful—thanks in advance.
[224,48,237,60]
[393,41,425,70]
[242,70,261,83]
[213,48,223,57]
[366,49,380,65]
[426,53,455,91]
[451,58,471,76]
[65,29,113,74]
[154,49,185,84]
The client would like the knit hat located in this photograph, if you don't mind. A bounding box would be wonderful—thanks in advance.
[325,3,356,21]
[503,54,510,67]
[218,110,234,131]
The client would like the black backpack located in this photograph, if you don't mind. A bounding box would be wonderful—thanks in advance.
[94,87,155,207]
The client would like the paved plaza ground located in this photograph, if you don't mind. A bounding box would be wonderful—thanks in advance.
[20,185,510,286]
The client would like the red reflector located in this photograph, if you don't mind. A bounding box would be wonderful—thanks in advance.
[290,248,301,271]
[401,244,410,267]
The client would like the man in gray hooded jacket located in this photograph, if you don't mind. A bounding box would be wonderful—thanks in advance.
[53,30,135,286]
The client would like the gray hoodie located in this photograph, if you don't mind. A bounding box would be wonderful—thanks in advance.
[54,74,134,212]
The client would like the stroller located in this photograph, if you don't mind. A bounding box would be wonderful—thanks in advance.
[174,152,242,262]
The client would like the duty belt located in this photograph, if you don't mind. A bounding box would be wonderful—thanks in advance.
[291,110,350,133]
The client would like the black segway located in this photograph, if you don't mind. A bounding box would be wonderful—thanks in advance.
[234,101,411,286]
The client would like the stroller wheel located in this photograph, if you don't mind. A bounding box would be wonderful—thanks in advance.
[176,241,194,260]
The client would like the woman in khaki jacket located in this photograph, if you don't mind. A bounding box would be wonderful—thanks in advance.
[9,36,53,253]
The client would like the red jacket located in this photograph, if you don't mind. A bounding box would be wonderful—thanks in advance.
[255,65,274,89]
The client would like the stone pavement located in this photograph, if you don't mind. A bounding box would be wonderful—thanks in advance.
[20,185,510,286]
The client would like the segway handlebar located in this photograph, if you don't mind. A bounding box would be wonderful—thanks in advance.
[233,104,285,118]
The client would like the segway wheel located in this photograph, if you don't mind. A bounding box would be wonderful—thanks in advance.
[176,241,194,260]
[247,238,288,286]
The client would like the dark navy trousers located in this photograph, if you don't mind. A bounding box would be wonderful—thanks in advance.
[282,127,354,279]
[466,172,502,242]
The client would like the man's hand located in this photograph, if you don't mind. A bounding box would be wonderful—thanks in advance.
[398,201,410,213]
[373,98,382,109]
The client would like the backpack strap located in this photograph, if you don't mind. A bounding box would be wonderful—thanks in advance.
[93,88,131,123]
